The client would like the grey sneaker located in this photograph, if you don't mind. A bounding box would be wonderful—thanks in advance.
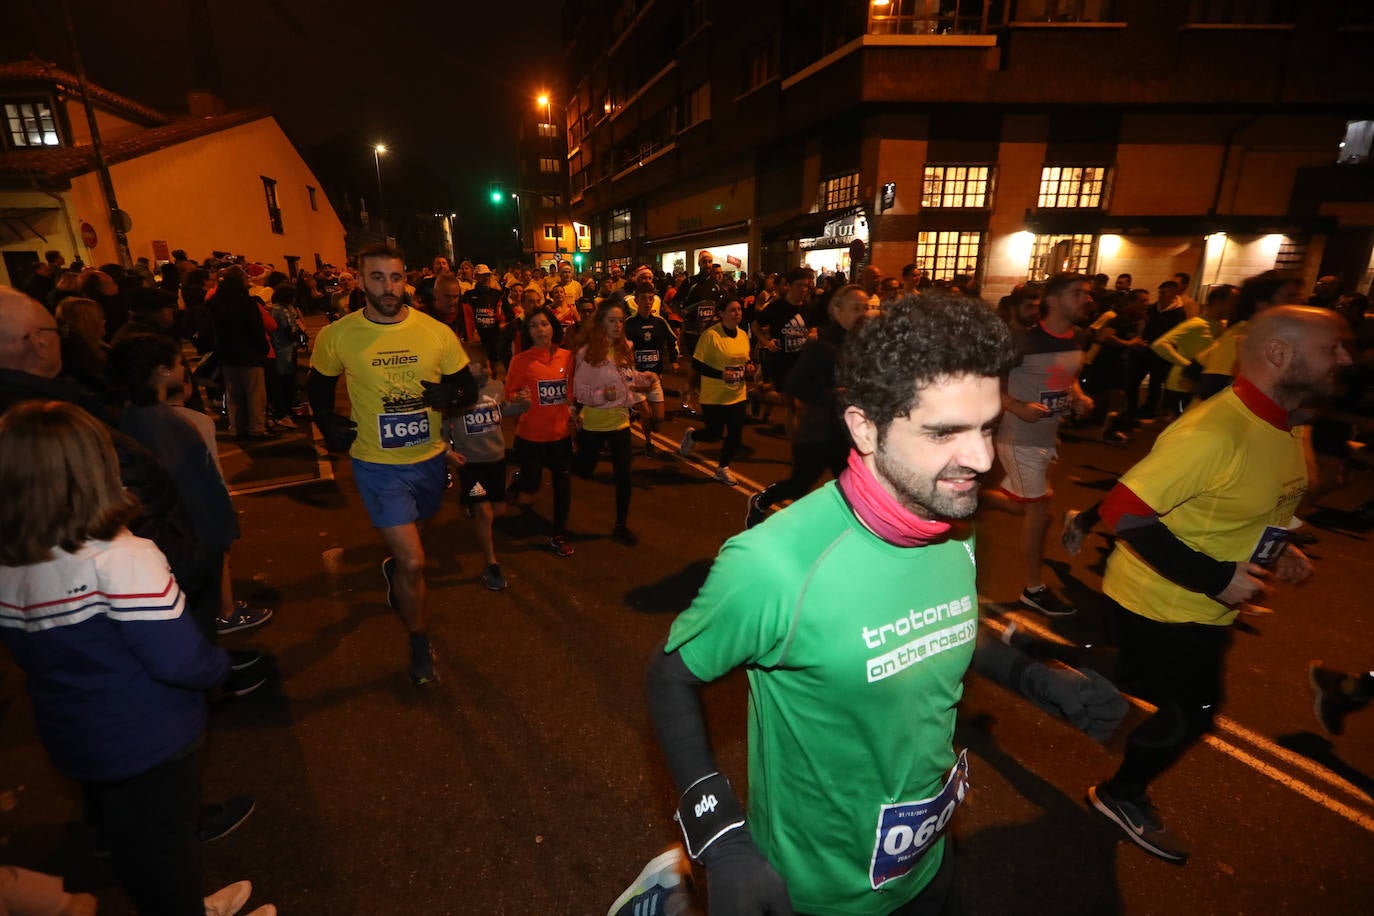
[679,428,695,457]
[714,465,738,486]
[1020,586,1076,617]
[1088,784,1189,864]
[1310,662,1367,736]
[481,563,508,591]
[608,846,694,916]
[1060,509,1086,556]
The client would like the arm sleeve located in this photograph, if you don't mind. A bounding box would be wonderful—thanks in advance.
[646,643,719,792]
[1100,483,1236,597]
[661,318,679,362]
[970,628,1035,691]
[694,358,724,380]
[306,367,341,418]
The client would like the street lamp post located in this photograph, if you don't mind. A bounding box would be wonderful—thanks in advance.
[373,143,388,230]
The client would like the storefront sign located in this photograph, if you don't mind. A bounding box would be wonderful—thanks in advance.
[800,214,868,251]
[881,182,896,213]
[152,240,171,263]
[726,254,742,267]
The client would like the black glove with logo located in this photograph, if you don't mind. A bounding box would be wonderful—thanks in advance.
[316,412,357,452]
[1020,663,1129,742]
[420,378,468,411]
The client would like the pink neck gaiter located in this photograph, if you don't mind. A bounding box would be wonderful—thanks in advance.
[837,449,951,547]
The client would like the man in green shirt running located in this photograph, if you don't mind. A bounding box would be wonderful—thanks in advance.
[646,293,1128,915]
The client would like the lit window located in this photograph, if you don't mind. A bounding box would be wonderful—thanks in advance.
[1037,166,1107,208]
[608,208,632,243]
[746,39,779,90]
[538,122,558,139]
[915,231,983,281]
[540,158,560,174]
[576,223,590,239]
[819,172,861,210]
[4,100,60,147]
[544,224,560,240]
[922,166,992,208]
[1028,234,1096,280]
[869,0,1000,35]
[262,176,283,234]
[684,83,710,129]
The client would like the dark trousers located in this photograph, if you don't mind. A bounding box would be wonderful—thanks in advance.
[758,436,848,509]
[512,436,573,534]
[574,426,633,525]
[1133,352,1171,417]
[694,401,746,467]
[1104,602,1230,799]
[477,328,501,367]
[84,747,204,915]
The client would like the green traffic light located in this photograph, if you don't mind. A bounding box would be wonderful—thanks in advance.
[491,191,502,203]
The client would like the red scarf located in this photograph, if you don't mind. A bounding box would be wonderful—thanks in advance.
[837,449,951,547]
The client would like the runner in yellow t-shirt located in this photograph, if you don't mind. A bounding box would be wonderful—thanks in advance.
[1087,306,1349,865]
[308,244,476,686]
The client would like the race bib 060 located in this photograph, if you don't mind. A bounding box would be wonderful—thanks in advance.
[378,410,430,449]
[537,378,568,406]
[868,750,969,890]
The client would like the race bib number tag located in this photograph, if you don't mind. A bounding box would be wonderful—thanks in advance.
[1250,525,1290,566]
[722,364,745,385]
[697,304,716,327]
[634,348,660,371]
[868,750,969,890]
[1039,389,1071,416]
[462,403,502,436]
[537,379,568,406]
[378,410,430,449]
[475,307,496,327]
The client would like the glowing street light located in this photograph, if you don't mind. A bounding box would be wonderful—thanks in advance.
[372,143,388,224]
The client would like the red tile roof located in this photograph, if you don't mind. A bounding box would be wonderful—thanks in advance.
[0,109,271,184]
[0,59,170,126]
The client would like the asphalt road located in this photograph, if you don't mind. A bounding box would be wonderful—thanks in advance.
[3,367,1373,915]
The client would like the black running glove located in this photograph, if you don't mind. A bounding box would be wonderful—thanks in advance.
[1020,663,1129,742]
[700,827,794,916]
[316,413,357,452]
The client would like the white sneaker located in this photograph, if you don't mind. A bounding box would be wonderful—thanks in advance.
[714,466,738,486]
[205,880,252,916]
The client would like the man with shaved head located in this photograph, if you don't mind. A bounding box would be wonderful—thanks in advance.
[1087,305,1352,864]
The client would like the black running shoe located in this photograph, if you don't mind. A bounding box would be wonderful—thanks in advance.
[1020,586,1076,617]
[1310,662,1367,736]
[745,493,767,530]
[409,634,439,687]
[1088,784,1188,864]
[549,534,575,558]
[198,795,256,843]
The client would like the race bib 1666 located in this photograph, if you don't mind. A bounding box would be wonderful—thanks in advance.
[378,410,430,449]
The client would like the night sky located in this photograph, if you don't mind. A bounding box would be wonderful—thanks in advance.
[4,0,565,258]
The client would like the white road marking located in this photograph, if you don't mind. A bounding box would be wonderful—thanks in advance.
[980,605,1374,834]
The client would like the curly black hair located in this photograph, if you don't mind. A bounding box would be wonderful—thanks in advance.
[839,291,1013,432]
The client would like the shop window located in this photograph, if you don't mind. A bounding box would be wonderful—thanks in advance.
[1028,234,1096,280]
[922,165,992,209]
[820,171,861,210]
[261,176,283,234]
[683,83,710,129]
[608,208,632,243]
[915,231,983,281]
[1037,166,1108,208]
[1274,236,1306,272]
[1186,0,1295,24]
[1338,121,1373,165]
[4,100,60,148]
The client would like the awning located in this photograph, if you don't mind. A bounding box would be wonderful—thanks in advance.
[643,219,750,249]
[0,206,59,243]
[763,206,861,242]
[1023,212,1339,237]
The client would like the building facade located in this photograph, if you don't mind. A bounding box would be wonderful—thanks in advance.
[562,0,1374,299]
[0,60,345,287]
[512,95,590,268]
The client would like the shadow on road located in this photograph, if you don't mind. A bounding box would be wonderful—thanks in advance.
[1275,731,1374,800]
[623,559,716,615]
